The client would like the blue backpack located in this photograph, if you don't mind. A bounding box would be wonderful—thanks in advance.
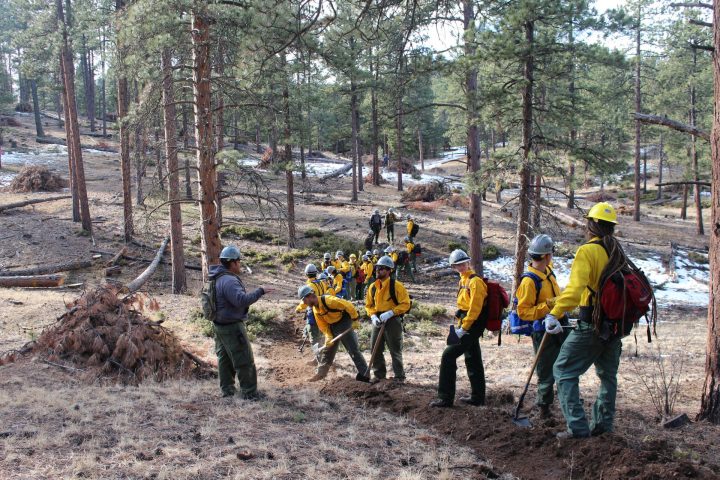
[509,272,543,336]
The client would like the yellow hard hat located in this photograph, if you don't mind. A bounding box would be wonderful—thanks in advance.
[586,202,617,224]
[349,253,357,259]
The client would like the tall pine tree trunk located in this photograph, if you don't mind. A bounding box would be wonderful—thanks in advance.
[464,0,483,275]
[691,47,705,235]
[281,52,296,248]
[657,133,664,200]
[370,49,380,186]
[567,11,576,209]
[58,0,92,233]
[192,6,221,279]
[116,0,133,242]
[30,79,44,137]
[512,19,534,294]
[59,58,79,222]
[633,6,642,222]
[698,0,720,424]
[161,48,186,293]
[350,77,359,202]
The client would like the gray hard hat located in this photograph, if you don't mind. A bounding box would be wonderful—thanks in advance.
[528,234,554,255]
[365,250,372,256]
[325,266,336,275]
[336,250,344,258]
[384,245,394,253]
[448,249,471,265]
[219,245,241,261]
[298,285,314,300]
[374,209,379,214]
[376,255,395,269]
[304,263,319,275]
[373,249,380,255]
[317,272,328,281]
[368,229,374,235]
[362,255,369,261]
[323,252,331,260]
[404,236,410,242]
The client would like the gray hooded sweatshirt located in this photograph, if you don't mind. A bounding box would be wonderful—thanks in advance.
[208,264,265,324]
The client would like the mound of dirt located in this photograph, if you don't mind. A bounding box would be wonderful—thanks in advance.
[10,166,67,192]
[586,191,617,202]
[401,181,448,202]
[325,377,714,480]
[0,286,213,384]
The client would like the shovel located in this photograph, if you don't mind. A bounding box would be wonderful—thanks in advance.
[512,331,550,428]
[311,326,354,362]
[356,322,386,382]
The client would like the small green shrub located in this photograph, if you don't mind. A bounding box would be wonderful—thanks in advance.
[617,192,628,199]
[408,302,447,322]
[483,244,500,260]
[304,228,324,238]
[221,225,276,243]
[310,233,362,258]
[447,241,464,252]
[279,248,313,265]
[190,234,202,246]
[189,308,214,337]
[245,307,278,340]
[410,319,442,337]
[688,251,708,265]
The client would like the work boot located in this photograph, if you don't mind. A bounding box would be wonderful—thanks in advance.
[391,377,405,384]
[307,371,328,382]
[429,398,453,408]
[242,391,265,401]
[221,391,235,398]
[556,430,590,440]
[370,376,385,384]
[459,396,484,406]
[591,425,608,437]
[538,404,552,418]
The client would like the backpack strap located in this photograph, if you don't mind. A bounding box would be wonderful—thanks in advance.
[370,280,399,306]
[457,273,477,297]
[521,271,543,306]
[320,295,342,313]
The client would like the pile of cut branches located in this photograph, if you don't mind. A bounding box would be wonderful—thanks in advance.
[10,166,67,192]
[0,285,213,384]
[400,181,447,202]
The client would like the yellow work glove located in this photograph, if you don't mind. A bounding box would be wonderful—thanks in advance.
[545,297,557,309]
[352,320,361,330]
[324,336,334,348]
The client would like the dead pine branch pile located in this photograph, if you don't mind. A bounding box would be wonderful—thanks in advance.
[9,166,67,192]
[0,285,214,384]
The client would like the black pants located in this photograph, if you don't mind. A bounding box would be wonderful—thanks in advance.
[371,226,380,244]
[437,331,485,403]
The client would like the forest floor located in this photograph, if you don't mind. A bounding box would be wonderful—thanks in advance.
[0,111,717,479]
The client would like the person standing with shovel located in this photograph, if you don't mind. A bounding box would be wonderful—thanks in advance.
[364,255,412,383]
[514,234,568,419]
[430,249,487,408]
[297,285,368,382]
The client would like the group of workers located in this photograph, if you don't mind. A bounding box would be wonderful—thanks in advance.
[365,208,420,282]
[209,201,629,441]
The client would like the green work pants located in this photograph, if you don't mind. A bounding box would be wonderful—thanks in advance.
[437,330,485,403]
[531,328,568,406]
[348,278,357,300]
[214,322,257,398]
[369,316,405,380]
[553,321,622,436]
[386,224,395,242]
[355,282,365,301]
[317,316,368,377]
[401,262,415,282]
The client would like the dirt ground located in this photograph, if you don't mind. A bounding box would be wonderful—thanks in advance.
[0,112,717,479]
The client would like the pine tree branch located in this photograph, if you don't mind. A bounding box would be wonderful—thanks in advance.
[669,2,712,9]
[633,112,710,141]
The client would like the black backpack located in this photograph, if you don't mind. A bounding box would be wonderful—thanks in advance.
[410,222,419,236]
[370,214,382,227]
[200,271,234,322]
[414,243,422,256]
[397,251,409,265]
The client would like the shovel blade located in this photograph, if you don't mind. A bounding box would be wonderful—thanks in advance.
[356,372,370,383]
[512,416,532,428]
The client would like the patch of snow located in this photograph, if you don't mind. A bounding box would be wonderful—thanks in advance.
[0,171,16,186]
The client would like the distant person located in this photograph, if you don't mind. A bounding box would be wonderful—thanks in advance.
[369,209,382,243]
[385,208,399,243]
[364,229,375,252]
[382,153,389,167]
[209,246,270,400]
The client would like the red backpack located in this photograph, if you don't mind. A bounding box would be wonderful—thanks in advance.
[484,279,510,332]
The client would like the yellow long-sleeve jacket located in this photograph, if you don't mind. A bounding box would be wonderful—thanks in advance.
[295,278,328,312]
[550,237,608,317]
[312,295,359,339]
[407,220,415,236]
[456,270,487,330]
[371,255,379,264]
[361,261,374,283]
[365,277,411,317]
[405,241,415,254]
[516,265,561,321]
[330,272,344,295]
[390,251,399,265]
[332,258,344,272]
[321,260,332,271]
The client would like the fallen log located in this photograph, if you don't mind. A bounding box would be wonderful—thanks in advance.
[546,209,584,229]
[105,266,122,277]
[106,246,127,267]
[320,163,352,181]
[0,260,92,276]
[633,113,710,142]
[35,135,119,153]
[90,249,202,271]
[124,236,170,294]
[0,274,66,288]
[0,195,72,213]
[309,200,373,207]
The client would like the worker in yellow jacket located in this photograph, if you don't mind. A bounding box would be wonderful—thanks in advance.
[365,255,412,382]
[321,252,332,271]
[515,234,568,418]
[295,264,328,350]
[298,285,368,381]
[325,265,345,299]
[346,253,358,300]
[430,249,488,408]
[547,202,625,440]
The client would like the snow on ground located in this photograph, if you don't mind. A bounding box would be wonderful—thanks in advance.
[424,249,708,309]
[0,147,71,186]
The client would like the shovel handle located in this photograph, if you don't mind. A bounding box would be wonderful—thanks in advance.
[514,332,551,419]
[364,322,387,377]
[316,326,355,355]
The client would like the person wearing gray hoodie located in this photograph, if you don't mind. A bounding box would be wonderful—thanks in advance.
[210,245,270,399]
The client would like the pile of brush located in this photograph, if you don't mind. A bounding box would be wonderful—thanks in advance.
[10,166,67,192]
[0,285,213,384]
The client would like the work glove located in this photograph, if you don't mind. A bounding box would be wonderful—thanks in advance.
[302,323,311,338]
[324,336,334,348]
[454,326,467,339]
[352,320,361,330]
[545,297,557,309]
[371,315,381,327]
[379,311,394,323]
[543,314,563,335]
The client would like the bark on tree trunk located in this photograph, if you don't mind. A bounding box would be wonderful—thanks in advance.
[698,0,720,424]
[30,79,44,137]
[633,6,642,222]
[395,55,404,193]
[567,12,576,209]
[281,52,296,248]
[658,133,664,200]
[58,0,92,233]
[418,127,424,172]
[370,49,380,186]
[155,128,165,191]
[116,0,133,242]
[58,58,79,222]
[350,76,359,202]
[464,0,483,275]
[682,184,689,220]
[512,19,534,294]
[161,48,186,293]
[215,41,225,153]
[0,274,66,288]
[191,7,221,280]
[691,48,705,235]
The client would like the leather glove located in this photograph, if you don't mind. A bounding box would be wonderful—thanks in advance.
[379,311,394,323]
[454,326,467,339]
[324,336,334,348]
[371,315,381,327]
[545,297,557,308]
[303,324,311,338]
[543,314,563,335]
[352,320,361,330]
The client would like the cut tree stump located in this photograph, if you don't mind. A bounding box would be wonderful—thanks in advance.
[0,274,66,288]
[0,195,72,213]
[0,260,92,277]
[124,236,170,293]
[106,247,127,267]
[105,266,122,276]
